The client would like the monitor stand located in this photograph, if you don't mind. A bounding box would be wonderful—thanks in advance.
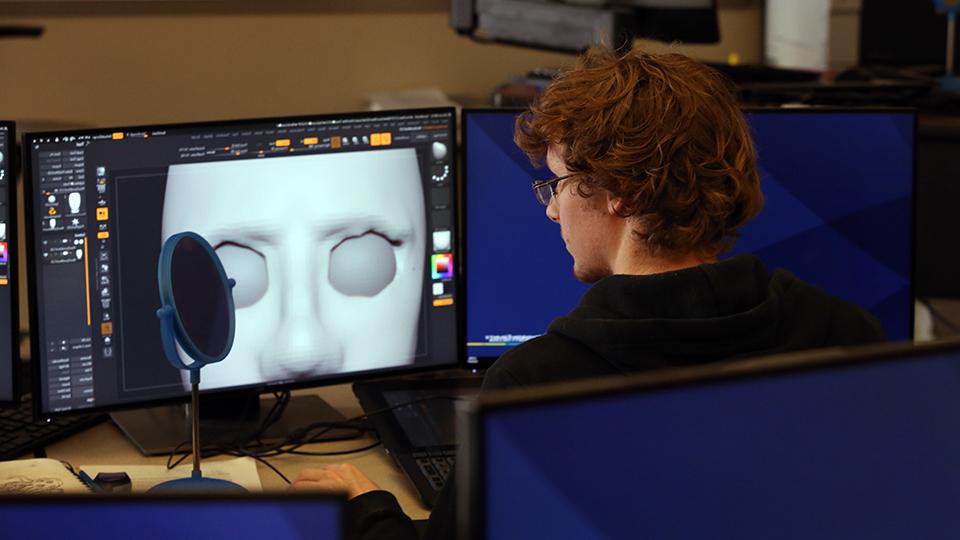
[110,393,355,456]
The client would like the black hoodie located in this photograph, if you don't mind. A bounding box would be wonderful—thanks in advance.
[348,254,887,540]
[482,254,887,389]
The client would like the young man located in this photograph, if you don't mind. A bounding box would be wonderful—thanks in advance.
[290,45,886,539]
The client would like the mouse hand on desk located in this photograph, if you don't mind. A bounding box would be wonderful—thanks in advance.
[289,464,380,500]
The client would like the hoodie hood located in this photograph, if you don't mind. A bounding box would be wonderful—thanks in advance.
[547,254,884,371]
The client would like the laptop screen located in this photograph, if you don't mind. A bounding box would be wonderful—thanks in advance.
[462,109,914,363]
[475,343,960,539]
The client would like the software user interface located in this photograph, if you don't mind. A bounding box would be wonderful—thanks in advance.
[463,110,913,360]
[0,124,12,403]
[481,348,960,538]
[0,498,342,539]
[26,109,458,414]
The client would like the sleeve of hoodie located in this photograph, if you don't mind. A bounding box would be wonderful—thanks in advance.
[342,490,420,540]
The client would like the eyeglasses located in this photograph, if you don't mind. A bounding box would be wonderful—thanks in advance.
[531,173,576,206]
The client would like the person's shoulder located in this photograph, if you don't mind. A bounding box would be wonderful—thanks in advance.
[481,333,619,391]
[482,334,567,391]
[770,268,887,344]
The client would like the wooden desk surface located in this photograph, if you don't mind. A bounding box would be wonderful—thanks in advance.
[39,383,432,520]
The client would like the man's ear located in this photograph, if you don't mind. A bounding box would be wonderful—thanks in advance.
[606,193,626,216]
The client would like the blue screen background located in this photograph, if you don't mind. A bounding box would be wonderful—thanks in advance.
[482,349,960,539]
[463,110,914,359]
[0,499,341,539]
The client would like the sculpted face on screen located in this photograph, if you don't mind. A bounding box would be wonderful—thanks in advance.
[161,149,426,390]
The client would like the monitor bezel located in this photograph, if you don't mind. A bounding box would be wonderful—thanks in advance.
[460,336,960,540]
[22,107,461,419]
[459,106,918,369]
[0,120,18,408]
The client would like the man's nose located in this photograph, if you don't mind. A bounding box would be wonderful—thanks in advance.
[546,196,560,223]
[259,245,344,380]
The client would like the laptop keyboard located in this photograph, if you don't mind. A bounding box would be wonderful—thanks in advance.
[0,394,106,460]
[413,450,456,491]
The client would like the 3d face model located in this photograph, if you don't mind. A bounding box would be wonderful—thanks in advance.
[162,149,426,391]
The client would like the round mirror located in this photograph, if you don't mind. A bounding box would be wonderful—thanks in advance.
[158,232,235,367]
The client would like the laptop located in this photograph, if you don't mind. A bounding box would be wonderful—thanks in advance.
[354,374,481,507]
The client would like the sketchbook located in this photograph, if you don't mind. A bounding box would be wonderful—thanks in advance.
[0,458,90,494]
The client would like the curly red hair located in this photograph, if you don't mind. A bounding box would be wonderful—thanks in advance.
[515,45,763,256]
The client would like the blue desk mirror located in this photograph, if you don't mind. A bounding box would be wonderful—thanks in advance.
[152,231,244,492]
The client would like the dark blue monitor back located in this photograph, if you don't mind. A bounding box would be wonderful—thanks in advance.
[0,495,343,540]
[472,341,960,539]
[462,109,914,362]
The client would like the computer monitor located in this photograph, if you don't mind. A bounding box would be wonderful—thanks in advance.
[449,0,718,54]
[22,109,459,449]
[860,0,956,68]
[461,338,960,539]
[0,121,16,406]
[0,494,344,539]
[461,108,914,365]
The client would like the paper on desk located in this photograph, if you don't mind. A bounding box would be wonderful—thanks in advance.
[0,458,89,494]
[80,456,262,493]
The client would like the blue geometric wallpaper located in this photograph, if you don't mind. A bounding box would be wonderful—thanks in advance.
[734,111,914,341]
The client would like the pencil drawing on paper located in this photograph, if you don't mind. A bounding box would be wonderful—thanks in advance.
[0,475,65,494]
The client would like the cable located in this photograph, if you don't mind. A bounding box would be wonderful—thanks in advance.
[285,440,382,457]
[163,394,466,484]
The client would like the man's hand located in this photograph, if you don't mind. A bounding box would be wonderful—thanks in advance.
[288,464,381,500]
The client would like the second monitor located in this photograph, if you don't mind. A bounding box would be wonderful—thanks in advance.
[23,109,460,433]
[462,108,915,364]
[0,122,15,406]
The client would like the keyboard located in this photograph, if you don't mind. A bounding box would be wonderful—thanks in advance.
[413,449,456,492]
[354,374,482,507]
[0,394,107,460]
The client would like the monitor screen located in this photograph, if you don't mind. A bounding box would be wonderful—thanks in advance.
[860,0,956,67]
[0,122,15,406]
[462,109,914,363]
[0,495,343,539]
[24,109,459,416]
[473,342,960,539]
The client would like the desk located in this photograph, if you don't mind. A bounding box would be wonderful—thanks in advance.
[37,383,431,521]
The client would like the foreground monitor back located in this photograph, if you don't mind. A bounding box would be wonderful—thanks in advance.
[462,108,914,364]
[0,494,344,540]
[24,108,459,416]
[0,122,15,405]
[465,339,960,539]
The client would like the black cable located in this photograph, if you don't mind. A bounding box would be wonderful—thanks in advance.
[285,440,382,457]
[163,394,466,484]
[224,447,292,484]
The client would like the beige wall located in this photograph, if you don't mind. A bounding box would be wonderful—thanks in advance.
[0,4,761,131]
